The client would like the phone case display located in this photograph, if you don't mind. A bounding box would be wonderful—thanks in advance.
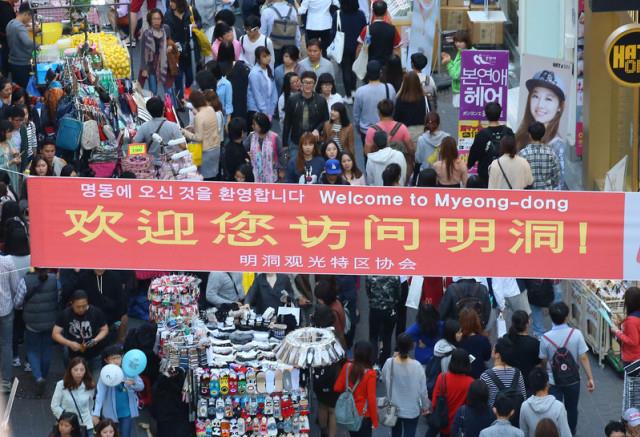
[193,366,310,437]
[148,275,202,322]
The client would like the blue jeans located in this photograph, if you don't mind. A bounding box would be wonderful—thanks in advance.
[0,311,13,384]
[24,330,53,380]
[147,73,158,95]
[550,382,580,435]
[119,416,134,437]
[392,417,419,437]
[530,305,546,338]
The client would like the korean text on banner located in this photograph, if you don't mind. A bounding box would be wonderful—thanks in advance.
[27,178,635,280]
[459,50,509,121]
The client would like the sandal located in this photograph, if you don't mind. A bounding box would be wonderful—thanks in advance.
[282,369,292,392]
[265,370,275,394]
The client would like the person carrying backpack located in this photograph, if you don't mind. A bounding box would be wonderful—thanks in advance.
[467,102,514,188]
[539,302,595,435]
[479,338,526,427]
[426,319,460,398]
[439,278,491,329]
[260,0,300,66]
[333,341,378,436]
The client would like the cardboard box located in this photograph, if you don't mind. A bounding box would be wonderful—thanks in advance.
[469,3,500,10]
[441,6,470,30]
[467,10,506,45]
[446,0,468,6]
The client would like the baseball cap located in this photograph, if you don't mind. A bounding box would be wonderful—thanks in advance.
[624,408,640,427]
[325,159,341,175]
[525,70,567,101]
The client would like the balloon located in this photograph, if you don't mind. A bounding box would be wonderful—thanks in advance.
[100,364,124,387]
[122,349,147,377]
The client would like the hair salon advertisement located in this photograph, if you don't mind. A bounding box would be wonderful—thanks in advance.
[26,177,640,280]
[458,50,509,121]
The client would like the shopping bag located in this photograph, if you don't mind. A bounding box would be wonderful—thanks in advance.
[405,276,423,309]
[187,143,203,166]
[327,11,344,63]
[497,314,507,338]
[352,26,369,80]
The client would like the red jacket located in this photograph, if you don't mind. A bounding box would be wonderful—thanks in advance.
[431,372,474,435]
[616,313,640,362]
[333,362,379,428]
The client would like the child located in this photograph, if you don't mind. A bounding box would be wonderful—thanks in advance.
[92,345,144,437]
[479,393,525,437]
[49,411,84,437]
[95,419,121,437]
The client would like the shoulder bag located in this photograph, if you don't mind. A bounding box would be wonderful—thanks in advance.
[327,11,345,63]
[377,359,398,427]
[427,372,449,429]
[496,157,513,189]
[67,389,89,437]
[352,26,369,81]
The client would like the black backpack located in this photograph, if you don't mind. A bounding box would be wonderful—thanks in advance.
[544,328,581,387]
[425,351,451,397]
[486,368,525,427]
[484,126,510,164]
[452,282,488,327]
[525,279,555,308]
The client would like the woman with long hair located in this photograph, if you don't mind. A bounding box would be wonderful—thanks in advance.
[507,310,541,393]
[441,30,471,108]
[316,73,343,116]
[433,136,468,187]
[248,46,278,120]
[286,132,325,183]
[404,303,442,365]
[182,90,221,180]
[612,286,640,366]
[274,45,302,96]
[488,135,533,190]
[382,163,402,187]
[203,89,225,142]
[278,72,300,121]
[450,380,496,437]
[94,419,121,437]
[321,140,341,162]
[244,112,284,183]
[433,319,462,375]
[139,9,172,95]
[381,55,404,95]
[20,154,52,212]
[514,71,567,188]
[165,0,198,97]
[394,72,428,147]
[341,151,364,185]
[51,357,97,436]
[416,112,450,170]
[382,334,428,437]
[333,341,379,436]
[458,308,491,378]
[322,102,354,155]
[49,411,84,437]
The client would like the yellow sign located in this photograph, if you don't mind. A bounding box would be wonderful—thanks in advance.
[127,143,147,155]
[605,24,640,87]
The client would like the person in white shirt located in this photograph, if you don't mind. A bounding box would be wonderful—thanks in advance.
[240,15,275,68]
[299,0,339,54]
[366,130,406,186]
[260,0,301,64]
[316,73,343,118]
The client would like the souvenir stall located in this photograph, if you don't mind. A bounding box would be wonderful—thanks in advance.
[564,279,635,372]
[148,274,345,437]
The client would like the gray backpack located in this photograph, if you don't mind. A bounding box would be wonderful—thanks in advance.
[269,5,297,50]
[335,364,364,431]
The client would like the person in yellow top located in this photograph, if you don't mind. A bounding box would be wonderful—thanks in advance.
[182,90,220,180]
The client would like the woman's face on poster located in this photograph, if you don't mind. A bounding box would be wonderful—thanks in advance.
[530,86,561,125]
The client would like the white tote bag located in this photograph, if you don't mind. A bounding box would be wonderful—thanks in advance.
[327,11,345,63]
[352,26,369,80]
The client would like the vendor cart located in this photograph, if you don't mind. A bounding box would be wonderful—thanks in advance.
[623,360,640,414]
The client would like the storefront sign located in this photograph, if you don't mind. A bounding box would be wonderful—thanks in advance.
[590,0,640,13]
[459,50,509,121]
[457,120,481,174]
[605,24,640,87]
[27,178,640,280]
[127,143,147,155]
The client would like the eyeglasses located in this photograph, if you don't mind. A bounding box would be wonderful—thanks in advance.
[302,80,315,85]
[246,26,259,32]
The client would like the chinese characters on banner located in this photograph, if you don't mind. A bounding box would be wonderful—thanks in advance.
[458,50,509,167]
[27,177,640,280]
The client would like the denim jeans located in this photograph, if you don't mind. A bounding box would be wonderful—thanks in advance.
[530,304,547,338]
[119,416,134,437]
[550,382,580,435]
[24,330,53,380]
[0,311,13,384]
[392,417,419,437]
[147,73,158,95]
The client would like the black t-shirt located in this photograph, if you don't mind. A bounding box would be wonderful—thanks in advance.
[368,21,397,63]
[222,140,250,181]
[61,270,127,326]
[0,2,16,44]
[55,306,107,359]
[467,125,514,184]
[508,334,541,389]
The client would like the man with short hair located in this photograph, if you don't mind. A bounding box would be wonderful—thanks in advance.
[356,0,401,64]
[6,3,38,88]
[298,39,335,78]
[479,393,524,437]
[364,99,413,155]
[133,97,183,159]
[0,0,18,77]
[282,70,328,159]
[539,301,595,435]
[519,121,560,190]
[353,60,396,145]
[439,277,491,329]
[604,420,627,437]
[467,102,514,188]
[365,131,406,186]
[240,15,275,68]
[519,367,572,437]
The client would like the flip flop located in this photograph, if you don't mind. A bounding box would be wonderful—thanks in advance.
[256,371,267,394]
[290,368,300,391]
[265,370,275,394]
[274,369,284,392]
[283,369,292,392]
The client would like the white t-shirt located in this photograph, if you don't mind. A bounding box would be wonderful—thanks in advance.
[298,0,340,31]
[240,34,275,69]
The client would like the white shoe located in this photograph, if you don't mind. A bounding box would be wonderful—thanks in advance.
[12,357,20,367]
[24,362,31,372]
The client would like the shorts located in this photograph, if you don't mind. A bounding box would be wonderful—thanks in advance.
[129,0,157,13]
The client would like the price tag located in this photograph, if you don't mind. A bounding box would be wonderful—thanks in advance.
[127,143,147,155]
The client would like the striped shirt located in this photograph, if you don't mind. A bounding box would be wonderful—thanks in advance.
[0,255,26,317]
[480,366,527,407]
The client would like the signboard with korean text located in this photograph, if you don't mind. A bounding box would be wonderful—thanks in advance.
[27,177,640,280]
[459,50,509,121]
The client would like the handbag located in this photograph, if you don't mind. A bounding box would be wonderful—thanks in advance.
[67,389,89,437]
[189,7,213,57]
[352,26,369,80]
[327,11,345,63]
[377,359,398,427]
[427,372,449,429]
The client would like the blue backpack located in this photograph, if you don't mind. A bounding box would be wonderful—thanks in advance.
[335,364,364,431]
[425,351,452,397]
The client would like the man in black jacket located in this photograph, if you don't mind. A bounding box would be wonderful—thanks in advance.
[439,278,491,328]
[282,70,328,160]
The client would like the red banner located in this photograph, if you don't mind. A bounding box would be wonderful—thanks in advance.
[28,177,629,279]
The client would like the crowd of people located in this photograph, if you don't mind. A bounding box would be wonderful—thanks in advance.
[0,0,638,436]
